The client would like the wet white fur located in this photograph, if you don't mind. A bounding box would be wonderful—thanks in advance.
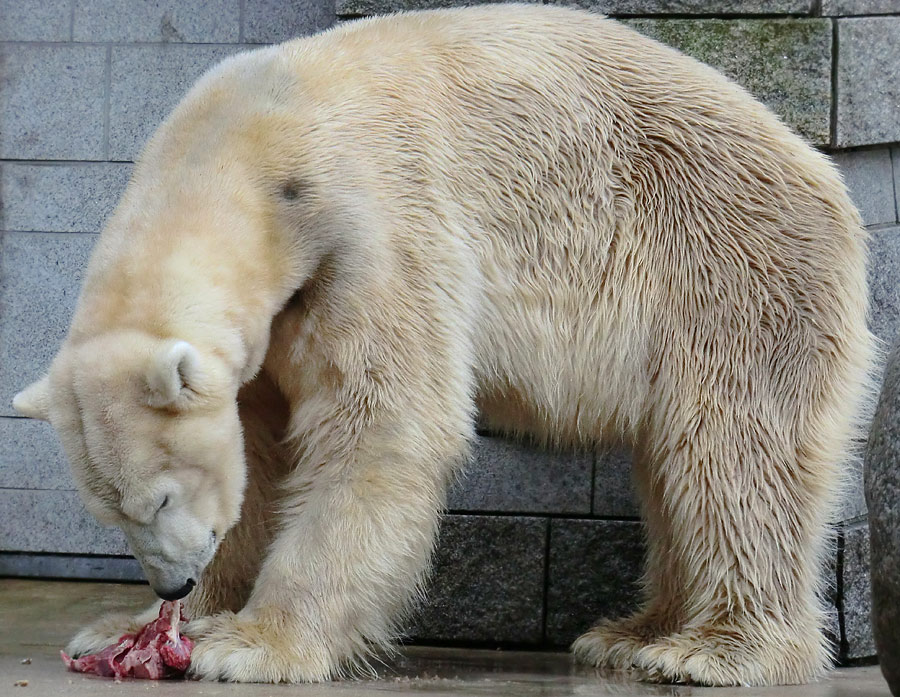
[15,5,873,686]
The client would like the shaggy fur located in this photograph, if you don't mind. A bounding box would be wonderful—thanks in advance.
[14,4,873,686]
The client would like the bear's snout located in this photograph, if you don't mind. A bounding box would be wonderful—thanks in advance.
[154,577,197,601]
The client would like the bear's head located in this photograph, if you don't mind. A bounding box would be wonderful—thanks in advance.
[14,332,245,600]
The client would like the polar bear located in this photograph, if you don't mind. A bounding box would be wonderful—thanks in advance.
[13,3,872,686]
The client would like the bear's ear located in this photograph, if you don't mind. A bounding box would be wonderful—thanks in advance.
[13,375,52,421]
[146,340,202,407]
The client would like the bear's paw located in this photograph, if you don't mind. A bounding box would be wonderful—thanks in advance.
[187,611,335,683]
[66,602,164,659]
[631,625,828,687]
[572,608,677,672]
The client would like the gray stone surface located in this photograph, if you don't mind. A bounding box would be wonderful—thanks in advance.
[551,1,811,16]
[337,0,810,16]
[840,460,868,523]
[0,0,71,41]
[0,232,96,418]
[244,0,336,44]
[73,0,240,43]
[448,436,591,515]
[0,489,129,555]
[868,226,900,346]
[824,534,839,608]
[894,148,900,223]
[866,337,900,690]
[836,17,900,148]
[546,519,645,646]
[824,0,900,15]
[626,19,832,145]
[817,538,841,658]
[109,44,249,161]
[337,0,525,16]
[0,163,132,234]
[0,553,144,581]
[594,448,639,518]
[842,522,876,660]
[0,418,72,490]
[831,149,898,227]
[408,515,547,644]
[825,595,842,653]
[0,45,106,160]
[820,541,841,654]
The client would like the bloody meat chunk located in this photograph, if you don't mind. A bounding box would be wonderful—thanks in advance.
[61,600,193,679]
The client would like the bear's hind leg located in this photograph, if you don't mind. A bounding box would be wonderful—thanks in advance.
[573,452,683,671]
[628,390,834,686]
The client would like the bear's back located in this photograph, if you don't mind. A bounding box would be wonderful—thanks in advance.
[148,5,866,446]
[299,4,858,280]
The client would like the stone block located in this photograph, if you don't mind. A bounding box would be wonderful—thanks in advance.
[0,489,129,555]
[109,44,249,161]
[865,336,900,690]
[626,19,832,145]
[554,1,811,16]
[594,448,640,518]
[73,0,240,43]
[868,226,900,346]
[831,149,897,227]
[842,522,875,660]
[337,0,527,18]
[0,418,73,491]
[546,519,645,646]
[894,147,900,224]
[836,17,900,148]
[0,232,97,418]
[0,45,106,160]
[408,515,547,644]
[820,540,842,653]
[823,0,900,15]
[0,553,144,582]
[825,604,842,655]
[0,0,70,41]
[244,0,336,44]
[840,457,868,523]
[0,163,132,234]
[447,436,591,514]
[337,0,810,16]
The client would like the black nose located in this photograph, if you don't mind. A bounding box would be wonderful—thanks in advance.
[156,577,196,601]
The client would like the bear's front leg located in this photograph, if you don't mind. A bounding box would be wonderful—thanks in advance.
[188,362,473,681]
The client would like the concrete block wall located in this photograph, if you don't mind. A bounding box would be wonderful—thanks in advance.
[1,0,899,660]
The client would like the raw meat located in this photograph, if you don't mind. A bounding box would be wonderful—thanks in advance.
[61,600,193,679]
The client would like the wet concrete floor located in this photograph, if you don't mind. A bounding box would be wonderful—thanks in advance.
[0,579,889,696]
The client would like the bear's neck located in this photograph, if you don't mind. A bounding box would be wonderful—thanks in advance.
[70,235,299,386]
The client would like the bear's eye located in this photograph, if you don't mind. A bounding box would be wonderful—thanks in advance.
[156,495,170,514]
